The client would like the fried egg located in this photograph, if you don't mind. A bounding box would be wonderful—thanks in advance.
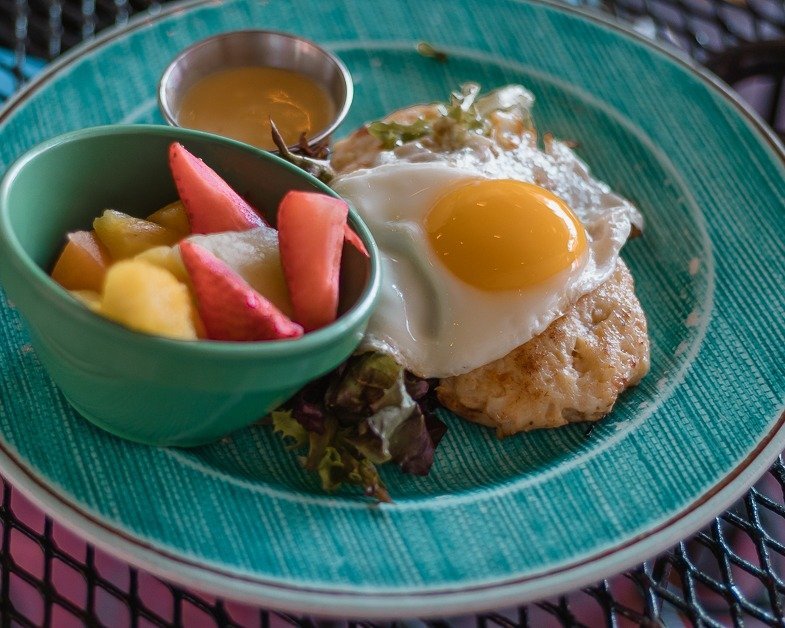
[331,130,643,378]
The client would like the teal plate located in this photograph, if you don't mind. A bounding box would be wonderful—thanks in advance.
[1,0,784,619]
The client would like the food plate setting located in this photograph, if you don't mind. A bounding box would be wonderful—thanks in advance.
[0,0,783,619]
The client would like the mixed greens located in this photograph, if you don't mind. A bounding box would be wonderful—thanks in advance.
[269,352,446,502]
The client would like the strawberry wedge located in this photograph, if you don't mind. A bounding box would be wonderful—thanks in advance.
[169,142,266,234]
[343,223,368,257]
[180,240,303,341]
[277,191,348,332]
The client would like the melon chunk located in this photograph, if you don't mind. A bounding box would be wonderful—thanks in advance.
[99,259,198,340]
[51,230,110,292]
[277,191,348,331]
[169,142,265,234]
[146,200,191,238]
[180,240,303,342]
[185,226,293,318]
[94,209,182,260]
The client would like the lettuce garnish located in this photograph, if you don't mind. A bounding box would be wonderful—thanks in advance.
[270,352,447,503]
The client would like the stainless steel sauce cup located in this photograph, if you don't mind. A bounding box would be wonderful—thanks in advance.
[158,30,353,151]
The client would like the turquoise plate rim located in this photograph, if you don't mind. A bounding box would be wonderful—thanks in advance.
[0,0,784,618]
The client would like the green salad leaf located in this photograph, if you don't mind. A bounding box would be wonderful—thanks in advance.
[267,352,446,502]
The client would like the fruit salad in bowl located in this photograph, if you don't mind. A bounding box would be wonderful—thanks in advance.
[0,125,380,447]
[50,142,366,343]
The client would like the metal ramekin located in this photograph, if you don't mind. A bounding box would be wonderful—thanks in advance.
[158,30,353,151]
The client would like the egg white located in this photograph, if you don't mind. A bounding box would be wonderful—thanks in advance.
[331,137,642,378]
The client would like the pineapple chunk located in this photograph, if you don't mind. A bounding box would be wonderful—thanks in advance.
[134,246,206,338]
[51,230,110,291]
[135,246,188,283]
[94,209,181,260]
[147,201,190,238]
[100,259,197,340]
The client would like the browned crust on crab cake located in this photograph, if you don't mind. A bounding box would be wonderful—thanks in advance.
[437,260,650,436]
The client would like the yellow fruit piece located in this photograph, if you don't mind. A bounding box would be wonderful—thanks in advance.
[70,289,102,311]
[147,201,190,238]
[100,259,198,340]
[134,246,206,337]
[51,230,110,292]
[94,209,182,260]
[135,246,189,283]
[191,307,207,340]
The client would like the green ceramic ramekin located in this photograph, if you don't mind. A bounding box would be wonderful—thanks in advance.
[0,125,380,447]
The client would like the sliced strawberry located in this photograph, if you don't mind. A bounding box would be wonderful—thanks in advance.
[169,142,266,234]
[277,191,348,331]
[179,240,303,341]
[343,223,369,257]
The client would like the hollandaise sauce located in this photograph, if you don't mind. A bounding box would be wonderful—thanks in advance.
[177,66,335,150]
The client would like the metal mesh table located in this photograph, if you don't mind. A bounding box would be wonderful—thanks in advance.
[0,0,784,624]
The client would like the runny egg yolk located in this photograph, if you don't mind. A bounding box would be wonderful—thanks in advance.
[425,179,588,291]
